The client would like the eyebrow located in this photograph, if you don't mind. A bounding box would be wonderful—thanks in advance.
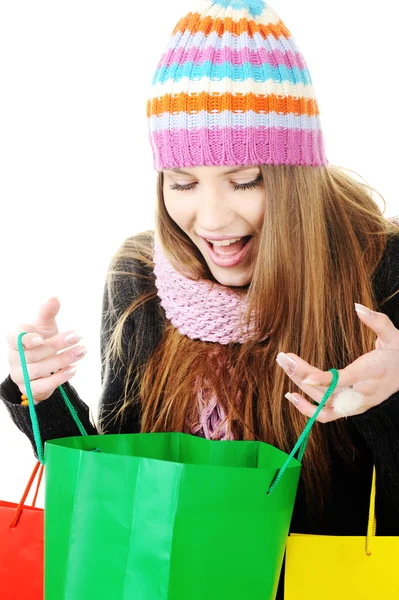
[165,165,259,176]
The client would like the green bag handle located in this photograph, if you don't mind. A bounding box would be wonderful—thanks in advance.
[266,367,339,495]
[18,331,89,465]
[18,332,340,490]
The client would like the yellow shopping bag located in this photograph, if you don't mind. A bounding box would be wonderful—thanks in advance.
[285,467,399,599]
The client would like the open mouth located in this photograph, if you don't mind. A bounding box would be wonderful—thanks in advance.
[203,235,253,268]
[204,235,252,255]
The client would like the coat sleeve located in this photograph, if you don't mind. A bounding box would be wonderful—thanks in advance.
[350,231,399,499]
[0,373,97,458]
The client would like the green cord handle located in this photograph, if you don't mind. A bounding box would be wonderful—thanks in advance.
[18,328,339,484]
[266,368,339,495]
[18,331,89,465]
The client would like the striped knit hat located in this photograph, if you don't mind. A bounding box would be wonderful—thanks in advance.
[146,0,328,170]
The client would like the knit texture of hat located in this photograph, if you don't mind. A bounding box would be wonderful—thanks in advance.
[147,0,328,170]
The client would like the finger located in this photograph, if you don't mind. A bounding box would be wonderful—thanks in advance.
[9,330,83,364]
[285,393,336,423]
[42,368,63,379]
[11,344,87,383]
[276,352,347,393]
[19,365,77,403]
[28,330,83,358]
[355,303,399,347]
[300,350,383,388]
[8,325,44,351]
[33,297,61,333]
[276,352,324,381]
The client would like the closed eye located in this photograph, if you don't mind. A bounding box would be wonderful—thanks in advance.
[169,175,263,192]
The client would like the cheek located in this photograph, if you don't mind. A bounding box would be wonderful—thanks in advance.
[163,187,266,232]
[247,192,266,230]
[163,193,194,229]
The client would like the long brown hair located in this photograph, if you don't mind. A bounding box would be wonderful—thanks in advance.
[99,163,399,516]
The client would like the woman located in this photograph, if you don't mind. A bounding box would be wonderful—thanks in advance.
[2,0,399,596]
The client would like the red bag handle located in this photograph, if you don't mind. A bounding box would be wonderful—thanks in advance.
[9,460,44,529]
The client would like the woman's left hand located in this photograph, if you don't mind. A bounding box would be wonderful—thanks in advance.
[276,303,399,422]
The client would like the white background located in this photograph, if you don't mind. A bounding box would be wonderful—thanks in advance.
[0,0,397,505]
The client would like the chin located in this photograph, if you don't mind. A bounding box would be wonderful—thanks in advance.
[209,265,252,288]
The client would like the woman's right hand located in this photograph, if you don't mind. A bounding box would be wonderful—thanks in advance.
[7,297,87,404]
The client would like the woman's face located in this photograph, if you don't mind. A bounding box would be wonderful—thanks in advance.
[162,164,266,287]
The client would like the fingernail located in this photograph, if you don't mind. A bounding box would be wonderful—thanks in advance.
[285,392,299,406]
[64,367,76,377]
[73,346,87,359]
[355,303,374,317]
[276,352,296,375]
[65,331,82,344]
[31,336,45,347]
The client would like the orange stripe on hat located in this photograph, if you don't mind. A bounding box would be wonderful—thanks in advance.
[172,13,292,40]
[147,92,320,119]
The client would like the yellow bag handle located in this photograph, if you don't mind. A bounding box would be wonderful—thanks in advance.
[365,466,377,556]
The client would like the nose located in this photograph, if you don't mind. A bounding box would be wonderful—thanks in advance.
[195,187,235,233]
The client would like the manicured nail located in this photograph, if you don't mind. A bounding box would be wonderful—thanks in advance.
[31,336,45,347]
[65,331,82,344]
[276,352,296,375]
[355,303,374,317]
[73,346,87,359]
[64,367,77,377]
[285,392,299,406]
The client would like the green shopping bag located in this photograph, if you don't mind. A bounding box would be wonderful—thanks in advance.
[18,332,339,600]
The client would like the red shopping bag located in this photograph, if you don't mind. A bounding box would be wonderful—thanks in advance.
[0,461,44,599]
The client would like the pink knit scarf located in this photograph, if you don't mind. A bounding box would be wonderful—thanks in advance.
[152,235,261,441]
[152,218,399,439]
[152,236,258,344]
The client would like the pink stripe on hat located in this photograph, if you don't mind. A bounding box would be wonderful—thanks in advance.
[146,0,328,170]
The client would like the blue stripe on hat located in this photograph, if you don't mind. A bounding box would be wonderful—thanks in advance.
[210,0,266,18]
[153,61,312,86]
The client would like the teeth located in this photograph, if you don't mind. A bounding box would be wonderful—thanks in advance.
[207,237,242,247]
